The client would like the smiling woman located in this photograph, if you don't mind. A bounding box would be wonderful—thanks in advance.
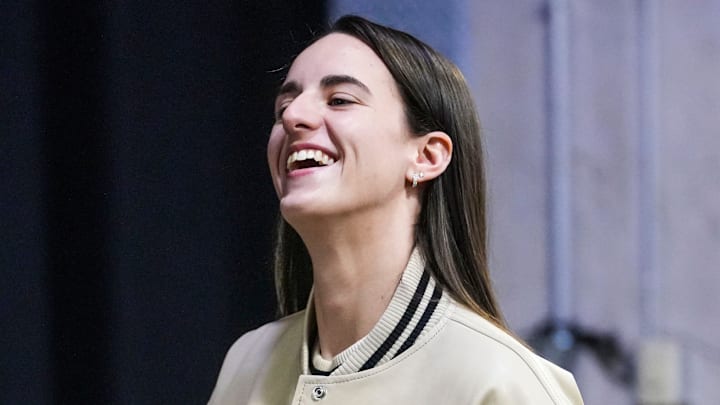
[209,15,583,405]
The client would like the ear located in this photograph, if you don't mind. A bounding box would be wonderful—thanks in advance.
[406,131,452,187]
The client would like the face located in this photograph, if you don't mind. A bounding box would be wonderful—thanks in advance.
[268,33,417,224]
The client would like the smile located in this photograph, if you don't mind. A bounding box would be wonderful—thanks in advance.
[286,149,335,172]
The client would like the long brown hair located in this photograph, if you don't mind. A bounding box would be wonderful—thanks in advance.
[272,15,506,328]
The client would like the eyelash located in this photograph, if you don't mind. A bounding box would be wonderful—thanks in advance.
[274,95,356,121]
[328,97,353,106]
[275,105,288,121]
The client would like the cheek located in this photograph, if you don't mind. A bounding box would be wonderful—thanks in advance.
[267,126,284,165]
[267,126,285,193]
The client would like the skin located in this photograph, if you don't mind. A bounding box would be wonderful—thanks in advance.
[267,33,453,358]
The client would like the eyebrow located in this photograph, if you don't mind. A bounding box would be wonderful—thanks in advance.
[276,74,371,99]
[320,75,371,94]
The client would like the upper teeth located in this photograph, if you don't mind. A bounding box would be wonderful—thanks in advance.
[286,149,335,170]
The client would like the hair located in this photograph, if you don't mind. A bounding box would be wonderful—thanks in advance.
[272,15,506,329]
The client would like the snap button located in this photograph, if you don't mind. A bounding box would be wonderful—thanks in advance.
[311,385,327,401]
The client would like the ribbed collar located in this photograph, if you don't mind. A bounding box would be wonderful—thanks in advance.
[301,248,450,376]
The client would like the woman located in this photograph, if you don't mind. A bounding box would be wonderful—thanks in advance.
[210,15,583,404]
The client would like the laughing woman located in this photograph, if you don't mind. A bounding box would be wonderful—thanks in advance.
[209,15,583,405]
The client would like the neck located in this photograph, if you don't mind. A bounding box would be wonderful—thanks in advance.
[291,202,417,359]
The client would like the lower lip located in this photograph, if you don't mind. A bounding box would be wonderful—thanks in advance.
[286,165,332,178]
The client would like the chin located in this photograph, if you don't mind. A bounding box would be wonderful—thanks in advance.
[280,196,351,229]
[279,198,323,222]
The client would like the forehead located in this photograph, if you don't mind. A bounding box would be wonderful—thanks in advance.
[285,33,395,90]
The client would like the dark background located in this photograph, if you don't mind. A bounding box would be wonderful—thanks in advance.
[1,1,325,403]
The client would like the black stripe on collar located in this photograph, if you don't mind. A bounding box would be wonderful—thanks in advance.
[359,270,432,371]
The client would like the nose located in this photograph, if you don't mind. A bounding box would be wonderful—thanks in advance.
[281,94,322,136]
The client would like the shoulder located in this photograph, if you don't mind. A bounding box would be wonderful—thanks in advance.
[208,311,305,403]
[224,310,304,365]
[440,304,583,404]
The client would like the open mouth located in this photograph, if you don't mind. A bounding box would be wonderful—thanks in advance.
[286,149,335,172]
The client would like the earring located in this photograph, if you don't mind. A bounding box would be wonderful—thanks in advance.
[411,172,425,188]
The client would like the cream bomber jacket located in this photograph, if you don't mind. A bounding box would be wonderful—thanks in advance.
[209,251,584,404]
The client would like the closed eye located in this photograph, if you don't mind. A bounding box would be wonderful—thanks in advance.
[274,103,290,121]
[274,109,284,121]
[328,97,354,107]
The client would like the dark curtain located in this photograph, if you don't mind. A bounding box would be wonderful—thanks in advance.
[1,1,325,403]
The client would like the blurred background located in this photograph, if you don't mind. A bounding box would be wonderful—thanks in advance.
[2,0,718,403]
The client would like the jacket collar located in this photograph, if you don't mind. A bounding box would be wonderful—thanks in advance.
[301,248,450,376]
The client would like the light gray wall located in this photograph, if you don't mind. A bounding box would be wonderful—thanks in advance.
[654,2,720,403]
[329,1,720,403]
